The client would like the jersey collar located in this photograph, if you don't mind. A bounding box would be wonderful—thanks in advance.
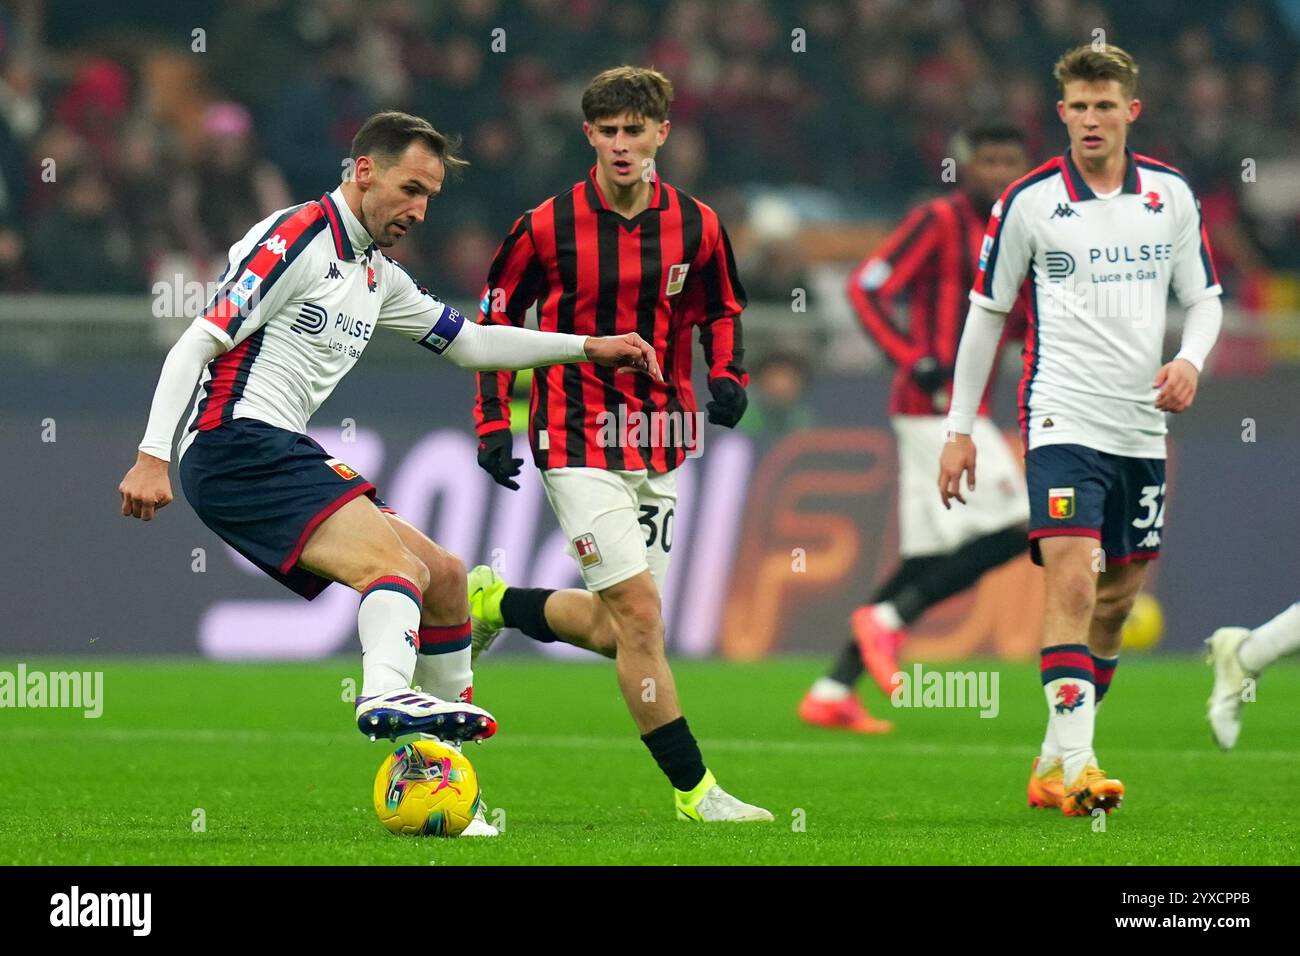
[1061,147,1142,202]
[320,188,376,261]
[583,165,668,216]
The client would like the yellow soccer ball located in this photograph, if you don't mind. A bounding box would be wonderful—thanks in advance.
[373,739,481,837]
[1122,592,1164,651]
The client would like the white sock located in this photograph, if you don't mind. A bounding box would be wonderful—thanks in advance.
[811,677,851,701]
[358,578,422,698]
[873,602,904,631]
[1239,602,1300,673]
[1044,676,1096,785]
[414,642,474,703]
[1038,716,1062,766]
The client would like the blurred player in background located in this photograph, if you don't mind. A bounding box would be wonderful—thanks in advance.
[1207,601,1300,749]
[468,66,771,822]
[799,123,1032,734]
[939,46,1222,816]
[117,112,659,835]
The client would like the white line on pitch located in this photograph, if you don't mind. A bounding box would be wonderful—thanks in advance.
[4,725,1296,763]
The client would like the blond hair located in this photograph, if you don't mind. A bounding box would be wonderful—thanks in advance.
[1054,44,1139,99]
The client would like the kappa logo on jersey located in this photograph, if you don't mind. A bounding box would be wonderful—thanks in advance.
[403,628,418,650]
[262,234,289,260]
[1143,190,1165,214]
[367,264,377,293]
[325,458,359,480]
[1137,530,1161,548]
[1048,487,1076,519]
[573,533,602,569]
[324,263,343,280]
[1050,203,1078,219]
[665,263,690,296]
[1054,683,1086,713]
[291,302,328,335]
[1045,250,1076,281]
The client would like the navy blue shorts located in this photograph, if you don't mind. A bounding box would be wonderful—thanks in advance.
[180,419,393,599]
[1025,443,1166,567]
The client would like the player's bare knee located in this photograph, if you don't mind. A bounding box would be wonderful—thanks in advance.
[601,585,663,650]
[380,547,430,595]
[1093,592,1135,634]
[423,549,468,613]
[1048,573,1096,623]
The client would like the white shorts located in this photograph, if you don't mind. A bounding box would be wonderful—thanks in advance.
[894,414,1029,558]
[541,467,679,592]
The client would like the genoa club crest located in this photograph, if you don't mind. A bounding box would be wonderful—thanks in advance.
[1048,487,1075,520]
[326,458,359,480]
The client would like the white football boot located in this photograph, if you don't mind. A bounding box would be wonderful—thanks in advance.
[356,689,497,742]
[1205,627,1256,750]
[420,734,498,836]
[675,771,774,822]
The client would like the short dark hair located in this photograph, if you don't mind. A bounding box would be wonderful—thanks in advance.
[952,121,1027,165]
[964,121,1027,150]
[1054,44,1139,99]
[581,66,673,123]
[350,110,468,175]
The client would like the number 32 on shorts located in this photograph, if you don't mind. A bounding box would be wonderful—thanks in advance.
[638,505,675,552]
[1131,483,1166,529]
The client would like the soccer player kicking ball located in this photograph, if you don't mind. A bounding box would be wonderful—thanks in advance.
[938,46,1223,817]
[1207,601,1300,749]
[467,67,771,823]
[117,112,661,835]
[800,123,1033,734]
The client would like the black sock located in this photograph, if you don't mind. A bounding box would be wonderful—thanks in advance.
[826,556,943,686]
[499,587,560,643]
[641,716,706,792]
[891,526,1027,624]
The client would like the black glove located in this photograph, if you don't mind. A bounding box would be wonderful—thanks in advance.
[909,355,951,395]
[477,429,523,490]
[706,377,748,428]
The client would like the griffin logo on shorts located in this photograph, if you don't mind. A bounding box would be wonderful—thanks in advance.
[1048,487,1075,520]
[573,533,602,569]
[326,458,359,480]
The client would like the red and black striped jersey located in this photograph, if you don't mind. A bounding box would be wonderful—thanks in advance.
[473,167,747,472]
[846,189,1027,416]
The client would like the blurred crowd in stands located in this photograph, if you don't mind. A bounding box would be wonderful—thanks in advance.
[0,0,1296,315]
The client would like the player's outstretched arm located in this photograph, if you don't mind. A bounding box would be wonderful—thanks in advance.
[119,323,225,521]
[442,319,662,382]
[583,331,663,382]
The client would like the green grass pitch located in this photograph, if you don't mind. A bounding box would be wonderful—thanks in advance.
[1,656,1296,865]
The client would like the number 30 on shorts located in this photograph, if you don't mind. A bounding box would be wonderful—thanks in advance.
[638,505,674,552]
[1131,483,1166,529]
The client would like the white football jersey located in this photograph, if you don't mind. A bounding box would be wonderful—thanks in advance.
[177,188,465,458]
[970,149,1221,458]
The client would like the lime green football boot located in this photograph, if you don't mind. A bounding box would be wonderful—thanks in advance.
[467,565,508,664]
[674,769,774,822]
